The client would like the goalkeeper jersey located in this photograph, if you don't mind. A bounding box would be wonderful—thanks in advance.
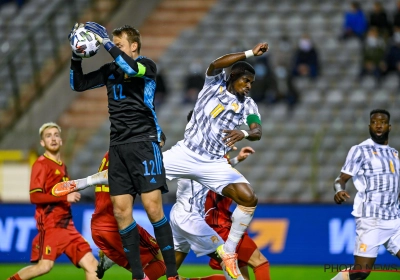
[70,47,162,146]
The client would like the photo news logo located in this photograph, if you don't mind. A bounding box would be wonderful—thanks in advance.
[324,264,400,274]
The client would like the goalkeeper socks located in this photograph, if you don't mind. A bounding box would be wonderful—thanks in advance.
[254,261,270,280]
[119,221,144,279]
[152,216,178,277]
[224,205,255,253]
[8,274,22,280]
[143,260,166,280]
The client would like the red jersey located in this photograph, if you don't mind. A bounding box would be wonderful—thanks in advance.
[91,152,119,231]
[29,155,72,230]
[204,191,233,229]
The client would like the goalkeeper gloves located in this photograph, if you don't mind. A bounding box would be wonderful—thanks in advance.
[85,21,114,51]
[68,22,84,41]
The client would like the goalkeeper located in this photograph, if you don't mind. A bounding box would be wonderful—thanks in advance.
[68,22,178,280]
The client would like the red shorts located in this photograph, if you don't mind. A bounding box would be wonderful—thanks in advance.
[209,228,257,270]
[91,225,160,269]
[31,225,92,267]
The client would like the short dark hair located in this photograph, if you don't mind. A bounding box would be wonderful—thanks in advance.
[370,109,390,121]
[187,110,193,122]
[112,25,141,53]
[231,61,255,76]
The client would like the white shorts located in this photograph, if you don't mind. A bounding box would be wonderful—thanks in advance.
[163,141,249,195]
[354,217,400,258]
[170,203,224,257]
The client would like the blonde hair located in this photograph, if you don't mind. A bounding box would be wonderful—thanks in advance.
[39,122,61,138]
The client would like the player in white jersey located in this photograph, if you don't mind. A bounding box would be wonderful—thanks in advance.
[163,42,268,279]
[331,109,400,280]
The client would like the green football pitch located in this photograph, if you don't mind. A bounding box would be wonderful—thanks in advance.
[1,264,399,279]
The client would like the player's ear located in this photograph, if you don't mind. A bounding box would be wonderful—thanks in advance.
[40,139,45,147]
[131,42,138,53]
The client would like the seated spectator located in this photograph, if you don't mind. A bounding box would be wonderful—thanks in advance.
[291,34,320,78]
[369,1,392,39]
[360,27,386,82]
[341,1,368,40]
[393,0,400,28]
[182,60,204,104]
[384,26,400,81]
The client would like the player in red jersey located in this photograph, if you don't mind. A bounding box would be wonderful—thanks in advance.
[92,151,166,280]
[7,122,99,280]
[205,148,271,280]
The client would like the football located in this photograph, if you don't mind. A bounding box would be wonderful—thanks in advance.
[70,27,100,58]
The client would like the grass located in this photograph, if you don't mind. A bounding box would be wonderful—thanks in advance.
[2,264,400,279]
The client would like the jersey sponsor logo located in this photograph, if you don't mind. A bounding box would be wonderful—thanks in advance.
[55,169,61,175]
[150,178,157,184]
[393,152,398,158]
[210,104,224,118]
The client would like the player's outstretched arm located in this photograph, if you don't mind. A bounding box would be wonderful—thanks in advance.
[206,42,268,76]
[333,172,352,204]
[52,170,109,197]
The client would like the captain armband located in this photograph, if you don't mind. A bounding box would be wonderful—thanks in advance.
[246,114,261,126]
[333,176,345,194]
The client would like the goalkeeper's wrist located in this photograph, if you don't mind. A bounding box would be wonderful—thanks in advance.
[102,38,114,52]
[71,52,82,61]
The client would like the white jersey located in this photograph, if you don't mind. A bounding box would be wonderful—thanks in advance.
[341,138,400,220]
[175,178,210,218]
[184,70,260,159]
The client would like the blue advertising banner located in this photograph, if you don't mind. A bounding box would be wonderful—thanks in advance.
[0,203,397,265]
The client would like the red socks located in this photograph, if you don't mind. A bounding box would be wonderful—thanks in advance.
[8,274,22,280]
[144,260,166,280]
[254,261,270,280]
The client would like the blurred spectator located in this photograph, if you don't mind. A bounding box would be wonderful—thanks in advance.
[183,60,204,104]
[154,68,168,109]
[393,0,400,28]
[360,27,386,82]
[369,2,392,39]
[341,1,368,40]
[384,27,400,81]
[291,34,320,78]
[272,35,293,71]
[275,66,299,114]
[250,54,279,103]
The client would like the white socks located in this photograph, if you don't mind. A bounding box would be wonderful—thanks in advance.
[331,271,349,280]
[87,170,109,186]
[224,205,255,253]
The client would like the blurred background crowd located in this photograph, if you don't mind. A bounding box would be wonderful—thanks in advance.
[0,0,400,204]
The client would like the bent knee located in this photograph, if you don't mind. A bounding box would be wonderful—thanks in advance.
[37,260,54,274]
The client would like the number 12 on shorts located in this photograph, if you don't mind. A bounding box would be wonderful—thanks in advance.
[142,160,161,176]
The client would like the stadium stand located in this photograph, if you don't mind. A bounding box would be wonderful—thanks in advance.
[2,0,400,204]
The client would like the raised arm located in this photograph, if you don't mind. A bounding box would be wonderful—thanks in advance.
[206,42,269,76]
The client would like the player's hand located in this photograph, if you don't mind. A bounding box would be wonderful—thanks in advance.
[85,22,109,44]
[160,131,167,148]
[68,22,84,41]
[334,191,350,204]
[252,42,269,56]
[67,192,81,203]
[222,129,245,148]
[237,146,255,162]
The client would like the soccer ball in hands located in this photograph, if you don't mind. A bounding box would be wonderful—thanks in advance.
[70,27,100,58]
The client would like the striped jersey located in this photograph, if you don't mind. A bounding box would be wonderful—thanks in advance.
[341,138,400,220]
[184,70,260,159]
